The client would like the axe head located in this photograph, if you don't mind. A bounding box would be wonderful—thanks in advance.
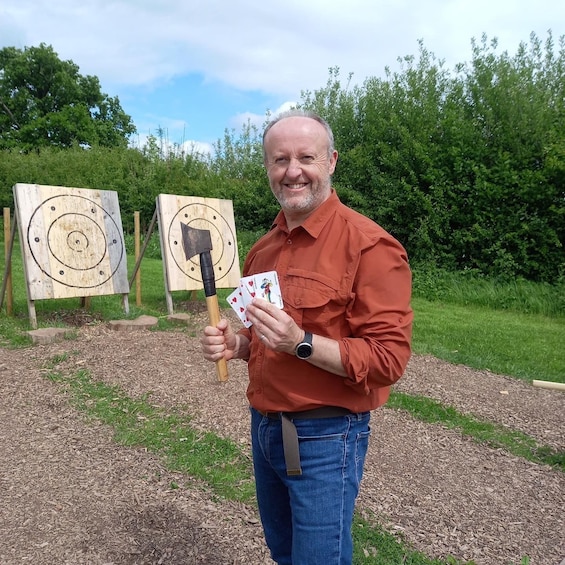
[180,223,213,260]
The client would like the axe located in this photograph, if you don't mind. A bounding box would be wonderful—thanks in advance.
[180,223,228,382]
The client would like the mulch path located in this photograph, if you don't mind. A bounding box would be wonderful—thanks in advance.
[0,313,563,564]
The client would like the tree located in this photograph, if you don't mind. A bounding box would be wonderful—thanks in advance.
[0,44,136,150]
[299,34,565,283]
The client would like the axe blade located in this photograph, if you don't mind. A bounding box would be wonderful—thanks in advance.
[180,222,213,261]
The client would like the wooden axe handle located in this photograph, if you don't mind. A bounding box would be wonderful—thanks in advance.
[206,294,229,382]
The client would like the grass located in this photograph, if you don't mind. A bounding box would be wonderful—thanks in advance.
[352,513,475,565]
[41,354,550,564]
[3,231,563,385]
[411,298,565,383]
[411,265,565,317]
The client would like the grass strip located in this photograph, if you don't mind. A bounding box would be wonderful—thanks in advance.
[388,391,564,471]
[46,367,255,502]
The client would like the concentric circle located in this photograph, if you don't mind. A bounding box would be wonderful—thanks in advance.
[26,194,125,288]
[167,203,237,284]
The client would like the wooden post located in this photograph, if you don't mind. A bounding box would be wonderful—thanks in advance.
[134,211,141,306]
[3,208,13,315]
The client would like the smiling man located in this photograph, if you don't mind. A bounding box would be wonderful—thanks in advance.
[201,109,413,565]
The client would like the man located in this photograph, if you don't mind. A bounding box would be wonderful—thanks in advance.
[201,109,413,564]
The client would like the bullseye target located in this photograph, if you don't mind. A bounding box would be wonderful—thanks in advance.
[13,184,129,301]
[157,195,241,293]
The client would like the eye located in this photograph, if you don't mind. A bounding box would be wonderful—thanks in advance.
[274,157,289,165]
[300,155,315,164]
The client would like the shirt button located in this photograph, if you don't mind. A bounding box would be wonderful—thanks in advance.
[287,239,292,244]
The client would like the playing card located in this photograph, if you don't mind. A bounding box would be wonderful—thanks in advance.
[253,270,284,309]
[228,271,283,327]
[226,287,252,327]
[239,274,257,307]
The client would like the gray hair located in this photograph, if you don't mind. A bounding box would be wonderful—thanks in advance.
[262,109,335,160]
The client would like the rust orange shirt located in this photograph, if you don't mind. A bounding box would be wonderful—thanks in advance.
[239,190,413,413]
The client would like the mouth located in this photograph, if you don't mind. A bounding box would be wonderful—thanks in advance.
[284,183,308,190]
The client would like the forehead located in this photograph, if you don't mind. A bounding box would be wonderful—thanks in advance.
[264,117,328,154]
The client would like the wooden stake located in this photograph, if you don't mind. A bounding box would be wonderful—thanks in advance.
[3,208,13,315]
[134,211,141,306]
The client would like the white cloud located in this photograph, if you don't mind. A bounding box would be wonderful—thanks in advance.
[2,0,563,146]
[4,0,562,97]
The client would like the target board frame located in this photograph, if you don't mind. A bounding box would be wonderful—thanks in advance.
[13,183,130,317]
[156,194,241,312]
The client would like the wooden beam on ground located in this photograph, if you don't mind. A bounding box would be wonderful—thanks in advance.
[532,379,565,392]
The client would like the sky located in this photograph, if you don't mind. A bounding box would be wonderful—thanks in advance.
[1,0,564,155]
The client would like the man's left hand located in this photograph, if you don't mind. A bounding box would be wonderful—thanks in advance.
[246,298,302,354]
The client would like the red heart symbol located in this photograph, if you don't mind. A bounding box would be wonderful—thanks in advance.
[248,281,254,287]
[231,297,238,303]
[239,307,245,312]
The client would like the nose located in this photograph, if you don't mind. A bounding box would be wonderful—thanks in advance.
[286,158,303,178]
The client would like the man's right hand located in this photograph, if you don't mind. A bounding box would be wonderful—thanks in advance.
[201,319,248,362]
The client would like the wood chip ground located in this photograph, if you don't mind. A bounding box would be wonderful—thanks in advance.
[0,310,563,564]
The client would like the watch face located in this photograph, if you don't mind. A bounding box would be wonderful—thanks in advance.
[296,343,313,359]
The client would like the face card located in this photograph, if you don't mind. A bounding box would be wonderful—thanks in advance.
[226,287,252,327]
[253,270,283,309]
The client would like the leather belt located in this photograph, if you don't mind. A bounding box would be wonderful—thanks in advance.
[257,406,352,476]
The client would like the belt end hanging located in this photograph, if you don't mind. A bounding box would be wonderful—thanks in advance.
[281,414,302,476]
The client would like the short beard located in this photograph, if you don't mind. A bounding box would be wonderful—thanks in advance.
[275,190,316,212]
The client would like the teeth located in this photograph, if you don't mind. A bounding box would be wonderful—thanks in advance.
[287,184,305,189]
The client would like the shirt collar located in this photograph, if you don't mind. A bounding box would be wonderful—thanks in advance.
[273,189,340,238]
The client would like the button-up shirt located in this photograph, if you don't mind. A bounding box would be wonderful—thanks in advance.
[239,190,413,413]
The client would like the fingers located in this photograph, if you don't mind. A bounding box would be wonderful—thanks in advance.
[247,299,299,354]
[246,298,280,327]
[201,319,232,362]
[246,300,277,341]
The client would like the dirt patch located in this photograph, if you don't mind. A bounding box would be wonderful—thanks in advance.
[0,312,563,564]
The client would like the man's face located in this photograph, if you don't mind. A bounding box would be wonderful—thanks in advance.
[263,117,338,227]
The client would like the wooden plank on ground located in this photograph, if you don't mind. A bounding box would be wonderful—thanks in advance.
[532,379,565,391]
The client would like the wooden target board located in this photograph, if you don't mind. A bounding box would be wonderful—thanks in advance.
[156,195,241,310]
[13,183,129,304]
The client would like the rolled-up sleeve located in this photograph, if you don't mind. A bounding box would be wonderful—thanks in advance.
[339,236,413,393]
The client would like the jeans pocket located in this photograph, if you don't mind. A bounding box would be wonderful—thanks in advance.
[355,430,371,486]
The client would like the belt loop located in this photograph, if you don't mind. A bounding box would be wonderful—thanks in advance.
[281,414,302,476]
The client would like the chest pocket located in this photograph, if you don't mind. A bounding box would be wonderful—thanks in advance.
[283,268,349,330]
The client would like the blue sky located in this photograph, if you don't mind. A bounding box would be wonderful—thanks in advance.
[2,0,564,154]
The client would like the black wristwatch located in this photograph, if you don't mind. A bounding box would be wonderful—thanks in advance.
[295,331,313,360]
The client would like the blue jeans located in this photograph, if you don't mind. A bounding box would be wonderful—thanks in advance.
[250,407,371,565]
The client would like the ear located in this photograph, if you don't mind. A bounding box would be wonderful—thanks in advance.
[329,150,338,174]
